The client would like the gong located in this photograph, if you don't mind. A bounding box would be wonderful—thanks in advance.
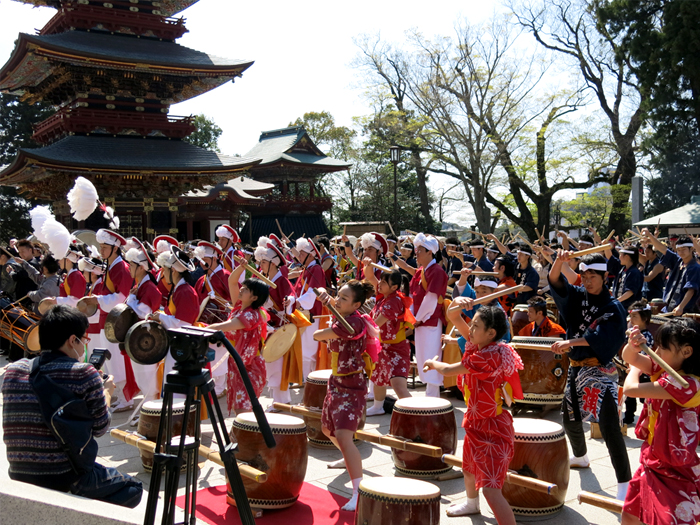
[125,320,169,365]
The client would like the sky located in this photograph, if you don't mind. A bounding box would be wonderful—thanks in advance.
[0,0,511,224]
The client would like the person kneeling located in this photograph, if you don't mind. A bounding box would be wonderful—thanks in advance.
[1,305,143,508]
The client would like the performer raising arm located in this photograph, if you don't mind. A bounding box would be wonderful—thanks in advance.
[621,320,700,525]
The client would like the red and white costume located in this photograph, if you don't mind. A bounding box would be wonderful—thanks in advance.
[217,225,245,284]
[293,238,325,380]
[459,340,523,489]
[195,265,231,304]
[371,291,414,386]
[56,268,86,308]
[225,306,267,414]
[410,233,448,397]
[321,312,369,437]
[153,235,178,308]
[623,363,700,525]
[78,256,105,359]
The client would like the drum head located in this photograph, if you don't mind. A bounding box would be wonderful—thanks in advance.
[261,324,297,363]
[77,297,98,317]
[235,411,306,433]
[125,320,169,365]
[104,304,139,344]
[512,418,564,442]
[38,298,57,316]
[393,396,452,412]
[197,295,210,321]
[24,324,41,353]
[359,477,440,502]
[307,369,332,383]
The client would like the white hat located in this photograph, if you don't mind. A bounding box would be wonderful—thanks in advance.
[414,232,439,254]
[96,229,126,247]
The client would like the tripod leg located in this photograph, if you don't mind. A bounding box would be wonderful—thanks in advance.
[201,387,257,525]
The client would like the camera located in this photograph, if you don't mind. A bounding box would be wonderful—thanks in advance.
[89,347,111,371]
[167,326,217,372]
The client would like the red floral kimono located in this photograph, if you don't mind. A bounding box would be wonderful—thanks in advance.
[371,291,414,386]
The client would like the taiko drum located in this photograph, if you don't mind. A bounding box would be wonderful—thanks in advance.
[355,477,441,525]
[137,399,196,471]
[510,304,530,336]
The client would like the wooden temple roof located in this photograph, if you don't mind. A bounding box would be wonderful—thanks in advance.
[0,31,253,102]
[244,126,351,174]
[12,0,200,18]
[0,135,260,179]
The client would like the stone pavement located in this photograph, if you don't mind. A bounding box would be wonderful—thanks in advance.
[0,353,636,524]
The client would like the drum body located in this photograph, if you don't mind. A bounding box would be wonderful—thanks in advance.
[648,314,668,349]
[137,399,196,471]
[510,305,530,336]
[227,412,308,509]
[511,337,569,405]
[302,369,366,448]
[503,419,569,516]
[0,304,39,352]
[389,398,457,478]
[546,298,559,322]
[355,477,441,525]
[198,296,229,325]
[650,299,665,315]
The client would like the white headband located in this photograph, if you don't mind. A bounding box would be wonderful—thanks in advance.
[579,262,607,272]
[677,242,695,248]
[474,278,498,289]
[578,240,593,246]
[630,304,651,312]
[516,250,532,257]
[619,249,636,254]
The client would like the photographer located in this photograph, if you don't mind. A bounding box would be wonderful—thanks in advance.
[2,305,142,507]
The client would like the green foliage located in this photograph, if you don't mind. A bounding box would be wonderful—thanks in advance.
[555,186,627,232]
[183,114,222,152]
[0,94,53,242]
[290,111,356,161]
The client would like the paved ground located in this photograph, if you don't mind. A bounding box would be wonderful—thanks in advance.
[0,353,638,524]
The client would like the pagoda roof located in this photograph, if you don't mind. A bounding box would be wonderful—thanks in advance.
[244,126,351,172]
[13,0,199,18]
[0,135,261,184]
[0,31,253,94]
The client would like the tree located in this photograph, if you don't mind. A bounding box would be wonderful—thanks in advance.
[596,0,700,214]
[183,114,222,152]
[0,94,53,242]
[290,111,357,161]
[511,0,647,235]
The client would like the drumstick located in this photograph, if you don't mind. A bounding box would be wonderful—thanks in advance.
[515,233,534,250]
[468,285,526,307]
[233,255,277,289]
[510,343,559,352]
[466,229,486,238]
[110,429,267,483]
[423,354,440,373]
[577,491,623,513]
[370,262,393,273]
[312,288,355,334]
[569,243,613,257]
[405,229,418,235]
[272,404,442,457]
[626,329,689,388]
[603,229,616,243]
[275,218,286,238]
[441,454,558,496]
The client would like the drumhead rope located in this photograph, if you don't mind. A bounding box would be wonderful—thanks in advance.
[141,400,188,416]
[512,419,565,444]
[306,369,332,385]
[233,412,306,435]
[358,477,441,504]
[393,397,453,416]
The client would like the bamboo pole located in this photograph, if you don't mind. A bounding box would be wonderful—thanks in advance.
[441,454,558,495]
[569,243,613,258]
[577,491,623,513]
[233,255,277,289]
[109,429,267,483]
[604,230,616,243]
[627,329,689,388]
[312,288,354,334]
[272,404,443,457]
[370,262,393,273]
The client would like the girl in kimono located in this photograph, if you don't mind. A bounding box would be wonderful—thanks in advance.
[207,263,270,415]
[313,280,378,512]
[424,305,523,525]
[621,319,700,525]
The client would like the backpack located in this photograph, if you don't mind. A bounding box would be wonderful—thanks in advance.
[29,357,98,476]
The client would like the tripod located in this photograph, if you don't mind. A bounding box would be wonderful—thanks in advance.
[143,328,276,525]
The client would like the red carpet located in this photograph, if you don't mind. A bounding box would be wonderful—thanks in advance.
[175,483,354,525]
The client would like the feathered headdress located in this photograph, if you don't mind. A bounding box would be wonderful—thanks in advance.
[100,204,120,230]
[67,177,99,221]
[30,206,53,245]
[42,219,71,259]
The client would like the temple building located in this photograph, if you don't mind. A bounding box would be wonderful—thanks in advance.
[0,0,266,239]
[238,126,351,242]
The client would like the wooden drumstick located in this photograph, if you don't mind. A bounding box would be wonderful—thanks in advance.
[233,255,277,289]
[626,329,689,388]
[577,491,622,513]
[312,288,355,334]
[603,230,616,243]
[441,454,558,496]
[370,262,393,273]
[569,243,613,258]
[109,429,267,483]
[272,404,442,457]
[422,354,440,373]
[472,285,526,306]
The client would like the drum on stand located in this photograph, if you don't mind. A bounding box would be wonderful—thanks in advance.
[197,295,230,325]
[227,412,308,509]
[650,299,665,315]
[0,302,40,354]
[510,304,530,336]
[302,369,366,447]
[503,419,569,516]
[355,477,441,525]
[648,314,668,348]
[510,336,569,405]
[389,397,457,478]
[137,399,196,471]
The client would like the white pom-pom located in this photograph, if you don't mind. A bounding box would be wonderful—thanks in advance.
[42,219,71,258]
[156,240,171,254]
[157,251,173,268]
[67,177,99,221]
[257,236,271,249]
[194,246,206,260]
[254,245,267,262]
[109,216,120,230]
[78,258,88,272]
[296,237,312,253]
[88,245,100,258]
[216,225,231,240]
[30,206,54,244]
[360,233,377,250]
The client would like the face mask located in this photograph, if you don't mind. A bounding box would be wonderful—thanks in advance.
[73,338,86,362]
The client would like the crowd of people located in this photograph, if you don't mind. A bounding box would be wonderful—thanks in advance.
[1,223,699,524]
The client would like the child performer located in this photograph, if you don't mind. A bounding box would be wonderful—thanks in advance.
[621,319,700,525]
[365,269,414,416]
[623,299,654,424]
[424,305,523,524]
[207,263,270,415]
[313,280,379,512]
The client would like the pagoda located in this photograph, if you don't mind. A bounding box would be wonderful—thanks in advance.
[239,126,350,242]
[0,0,264,240]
